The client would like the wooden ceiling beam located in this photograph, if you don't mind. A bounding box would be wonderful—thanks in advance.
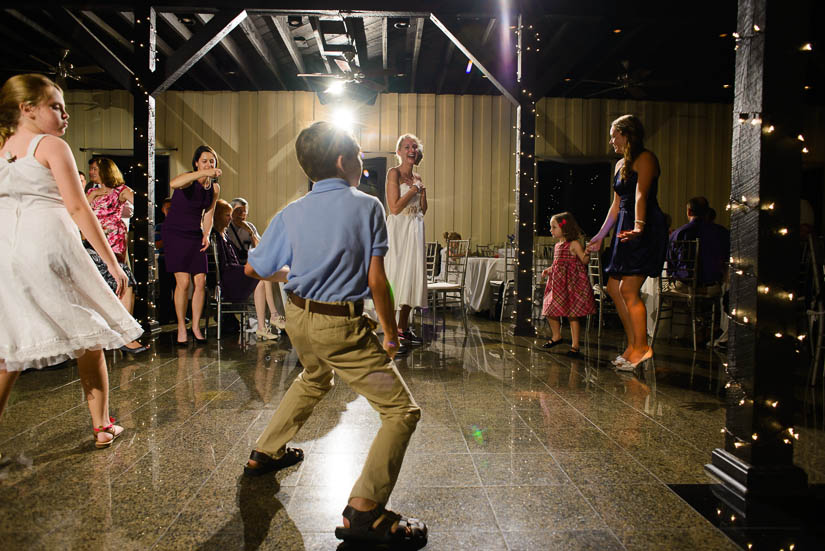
[117,11,210,90]
[408,17,423,93]
[155,10,248,93]
[308,16,332,73]
[6,9,70,49]
[158,11,237,90]
[63,9,133,89]
[460,17,496,95]
[79,11,133,52]
[238,17,287,90]
[381,17,388,89]
[431,13,517,104]
[343,16,369,71]
[435,41,455,94]
[193,12,264,89]
[271,15,313,91]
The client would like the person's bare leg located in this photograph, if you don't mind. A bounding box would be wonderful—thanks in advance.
[397,305,411,333]
[119,286,144,349]
[191,273,207,339]
[569,317,581,350]
[173,272,191,342]
[0,363,20,420]
[77,350,123,445]
[606,276,633,358]
[547,317,562,343]
[619,275,650,363]
[254,281,269,333]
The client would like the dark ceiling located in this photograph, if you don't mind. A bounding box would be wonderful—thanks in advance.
[0,4,820,105]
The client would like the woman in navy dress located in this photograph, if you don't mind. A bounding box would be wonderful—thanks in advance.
[162,145,221,345]
[587,115,666,370]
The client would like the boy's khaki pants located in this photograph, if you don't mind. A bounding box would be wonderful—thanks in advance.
[255,299,420,504]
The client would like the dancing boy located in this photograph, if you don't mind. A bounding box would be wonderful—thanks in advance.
[242,121,427,548]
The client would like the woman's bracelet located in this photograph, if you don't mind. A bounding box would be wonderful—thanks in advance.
[634,219,646,226]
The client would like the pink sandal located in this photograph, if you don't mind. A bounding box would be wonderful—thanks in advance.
[93,417,123,449]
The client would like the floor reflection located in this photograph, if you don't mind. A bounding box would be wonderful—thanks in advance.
[2,313,823,549]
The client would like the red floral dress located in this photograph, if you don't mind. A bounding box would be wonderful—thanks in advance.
[542,240,596,318]
[88,185,129,261]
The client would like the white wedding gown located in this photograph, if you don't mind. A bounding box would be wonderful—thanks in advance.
[385,182,427,309]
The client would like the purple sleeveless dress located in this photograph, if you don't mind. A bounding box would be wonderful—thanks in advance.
[162,181,214,274]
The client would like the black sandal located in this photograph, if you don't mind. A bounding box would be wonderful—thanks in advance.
[243,448,304,477]
[335,504,428,549]
[541,338,563,349]
[566,348,582,358]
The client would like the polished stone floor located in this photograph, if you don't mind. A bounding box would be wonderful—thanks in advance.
[1,313,823,550]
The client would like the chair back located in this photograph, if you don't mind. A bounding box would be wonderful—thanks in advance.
[503,243,516,283]
[425,241,439,282]
[445,239,470,286]
[208,238,222,297]
[661,239,700,294]
[588,251,603,290]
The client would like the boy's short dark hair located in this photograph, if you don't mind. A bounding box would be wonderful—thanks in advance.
[295,121,360,182]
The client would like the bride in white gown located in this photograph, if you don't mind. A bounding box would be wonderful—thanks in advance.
[384,134,427,352]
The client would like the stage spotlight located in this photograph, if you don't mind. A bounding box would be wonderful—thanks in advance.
[331,107,356,133]
[326,80,346,95]
[288,15,302,28]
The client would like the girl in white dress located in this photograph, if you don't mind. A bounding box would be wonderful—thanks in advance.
[0,74,142,449]
[385,134,427,350]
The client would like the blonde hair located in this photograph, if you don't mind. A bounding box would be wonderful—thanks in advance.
[0,74,62,147]
[94,157,126,189]
[395,133,423,165]
[610,114,645,181]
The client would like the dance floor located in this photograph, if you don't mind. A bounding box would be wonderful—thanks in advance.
[2,314,824,550]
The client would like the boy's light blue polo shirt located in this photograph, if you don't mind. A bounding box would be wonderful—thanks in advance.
[248,178,388,302]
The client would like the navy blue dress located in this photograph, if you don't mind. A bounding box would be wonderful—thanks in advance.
[605,168,668,278]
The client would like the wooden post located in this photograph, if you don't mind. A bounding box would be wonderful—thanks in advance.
[705,0,810,511]
[512,7,538,336]
[131,6,158,332]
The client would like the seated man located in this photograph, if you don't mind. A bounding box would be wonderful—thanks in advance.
[667,196,729,288]
[226,197,259,263]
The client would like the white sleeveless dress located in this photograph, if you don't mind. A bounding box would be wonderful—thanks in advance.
[385,182,427,309]
[0,135,143,371]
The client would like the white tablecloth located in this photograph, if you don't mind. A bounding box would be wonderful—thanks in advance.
[640,277,659,337]
[464,257,506,312]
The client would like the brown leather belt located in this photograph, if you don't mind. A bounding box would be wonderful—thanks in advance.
[287,292,363,317]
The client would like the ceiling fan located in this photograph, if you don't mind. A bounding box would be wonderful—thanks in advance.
[0,49,105,89]
[580,60,672,99]
[298,46,393,92]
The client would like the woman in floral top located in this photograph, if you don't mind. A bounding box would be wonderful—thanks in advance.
[85,157,148,354]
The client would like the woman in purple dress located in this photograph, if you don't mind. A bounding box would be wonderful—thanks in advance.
[163,145,221,345]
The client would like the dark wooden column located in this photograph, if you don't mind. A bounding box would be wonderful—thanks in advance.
[705,0,810,510]
[512,8,538,336]
[131,7,158,332]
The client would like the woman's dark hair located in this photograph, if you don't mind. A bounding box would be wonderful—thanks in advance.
[191,145,219,171]
[611,114,645,181]
[550,211,583,242]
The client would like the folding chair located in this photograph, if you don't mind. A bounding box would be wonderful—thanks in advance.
[427,239,470,330]
[204,240,254,341]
